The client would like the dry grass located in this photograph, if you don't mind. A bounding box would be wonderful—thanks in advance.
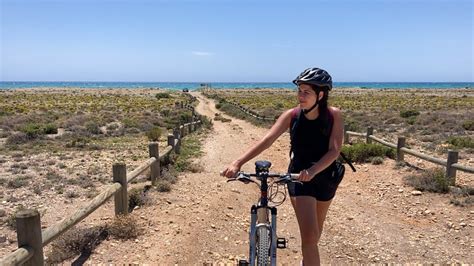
[46,225,108,264]
[403,168,450,193]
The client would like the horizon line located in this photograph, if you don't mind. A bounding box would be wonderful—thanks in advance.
[1,81,473,83]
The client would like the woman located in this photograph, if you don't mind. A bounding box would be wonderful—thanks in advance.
[221,67,344,265]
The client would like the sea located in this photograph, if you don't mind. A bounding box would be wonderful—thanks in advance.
[0,81,472,90]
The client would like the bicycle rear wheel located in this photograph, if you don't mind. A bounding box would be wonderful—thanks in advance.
[256,226,270,266]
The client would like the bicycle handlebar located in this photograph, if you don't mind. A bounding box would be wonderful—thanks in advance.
[227,172,301,185]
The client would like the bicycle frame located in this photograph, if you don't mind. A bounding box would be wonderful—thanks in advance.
[248,173,278,266]
[230,160,297,266]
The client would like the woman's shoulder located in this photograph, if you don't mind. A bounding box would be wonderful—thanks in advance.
[328,106,342,117]
[328,106,342,120]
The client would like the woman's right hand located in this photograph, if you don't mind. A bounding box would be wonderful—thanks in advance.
[221,161,241,178]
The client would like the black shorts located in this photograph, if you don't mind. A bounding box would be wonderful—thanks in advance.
[287,163,344,201]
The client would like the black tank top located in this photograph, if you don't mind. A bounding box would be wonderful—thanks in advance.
[289,109,335,174]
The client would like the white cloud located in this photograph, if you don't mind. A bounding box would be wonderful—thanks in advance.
[192,51,214,56]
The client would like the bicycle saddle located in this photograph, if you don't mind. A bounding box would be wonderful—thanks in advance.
[255,160,271,173]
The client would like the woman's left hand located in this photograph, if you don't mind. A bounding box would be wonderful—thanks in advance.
[298,169,314,182]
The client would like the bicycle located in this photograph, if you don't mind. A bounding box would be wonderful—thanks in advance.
[226,160,300,266]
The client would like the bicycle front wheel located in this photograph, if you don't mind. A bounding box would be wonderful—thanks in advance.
[256,226,270,266]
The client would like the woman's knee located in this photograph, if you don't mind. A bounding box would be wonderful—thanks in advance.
[300,229,320,246]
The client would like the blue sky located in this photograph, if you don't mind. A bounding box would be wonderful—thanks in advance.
[0,0,472,82]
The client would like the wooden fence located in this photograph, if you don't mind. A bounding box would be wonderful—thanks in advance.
[1,115,203,265]
[201,93,276,121]
[225,101,276,121]
[344,126,474,185]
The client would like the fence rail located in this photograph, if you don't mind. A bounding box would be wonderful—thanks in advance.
[225,101,276,121]
[345,126,474,185]
[202,93,276,122]
[1,105,203,265]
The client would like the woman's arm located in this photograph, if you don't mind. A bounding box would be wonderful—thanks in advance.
[221,108,294,178]
[299,107,344,181]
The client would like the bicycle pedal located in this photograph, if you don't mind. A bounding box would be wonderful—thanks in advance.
[238,259,249,266]
[277,237,287,249]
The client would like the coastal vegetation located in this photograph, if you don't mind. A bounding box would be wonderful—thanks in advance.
[0,88,209,239]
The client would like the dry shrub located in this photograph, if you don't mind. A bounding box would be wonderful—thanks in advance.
[155,180,172,192]
[403,168,449,193]
[108,215,141,240]
[161,166,177,184]
[128,186,153,211]
[5,132,30,145]
[46,225,107,264]
[187,163,204,173]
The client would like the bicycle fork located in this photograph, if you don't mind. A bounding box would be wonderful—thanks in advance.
[248,205,278,266]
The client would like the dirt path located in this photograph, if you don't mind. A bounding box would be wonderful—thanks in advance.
[85,92,472,265]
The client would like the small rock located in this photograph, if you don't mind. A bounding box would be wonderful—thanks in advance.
[411,190,422,196]
[398,189,404,193]
[460,222,467,227]
[0,209,6,217]
[347,217,354,220]
[0,235,6,243]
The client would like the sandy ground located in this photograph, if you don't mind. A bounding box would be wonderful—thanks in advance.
[1,91,473,265]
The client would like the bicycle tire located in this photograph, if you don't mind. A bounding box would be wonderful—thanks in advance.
[256,226,270,266]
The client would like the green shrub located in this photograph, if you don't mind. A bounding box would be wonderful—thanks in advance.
[341,143,395,163]
[403,168,449,193]
[400,110,420,118]
[447,136,474,149]
[43,123,58,134]
[407,116,417,125]
[85,121,101,134]
[462,120,474,130]
[146,126,162,141]
[179,113,193,123]
[155,92,171,99]
[122,118,140,129]
[20,123,43,138]
[215,103,222,109]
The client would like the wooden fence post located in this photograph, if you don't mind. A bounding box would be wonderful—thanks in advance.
[17,209,44,266]
[148,142,160,186]
[397,137,406,162]
[344,124,349,144]
[173,129,181,154]
[446,150,458,185]
[366,127,373,144]
[168,134,175,150]
[180,125,185,138]
[113,163,128,215]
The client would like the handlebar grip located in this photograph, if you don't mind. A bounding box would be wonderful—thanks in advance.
[290,174,299,179]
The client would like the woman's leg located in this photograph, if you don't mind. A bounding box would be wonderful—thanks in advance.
[290,197,333,266]
[316,199,332,242]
